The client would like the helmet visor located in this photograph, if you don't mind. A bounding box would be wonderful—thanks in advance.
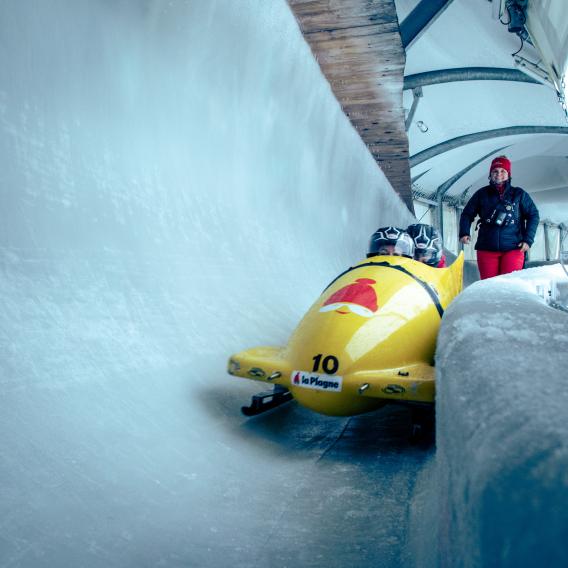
[375,240,413,257]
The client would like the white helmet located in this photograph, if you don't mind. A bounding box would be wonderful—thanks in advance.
[368,226,415,258]
[407,224,443,266]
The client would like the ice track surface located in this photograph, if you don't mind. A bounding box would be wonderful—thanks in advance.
[0,1,426,567]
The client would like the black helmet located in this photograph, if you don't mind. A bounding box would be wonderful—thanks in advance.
[407,224,443,266]
[367,226,414,258]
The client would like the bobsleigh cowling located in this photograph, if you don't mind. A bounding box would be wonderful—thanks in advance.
[228,253,464,417]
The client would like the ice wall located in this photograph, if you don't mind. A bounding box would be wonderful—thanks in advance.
[0,1,414,566]
[0,0,412,383]
[433,267,568,567]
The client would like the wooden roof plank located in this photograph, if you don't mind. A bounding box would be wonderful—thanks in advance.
[288,0,413,211]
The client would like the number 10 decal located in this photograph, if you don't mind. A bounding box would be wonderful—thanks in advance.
[312,354,339,374]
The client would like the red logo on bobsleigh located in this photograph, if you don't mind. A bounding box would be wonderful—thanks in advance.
[319,278,378,317]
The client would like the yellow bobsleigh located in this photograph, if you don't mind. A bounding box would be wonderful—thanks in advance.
[228,253,464,416]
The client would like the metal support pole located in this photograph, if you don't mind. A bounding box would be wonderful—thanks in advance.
[455,207,461,253]
[405,87,423,131]
[410,126,568,168]
[456,206,465,252]
[403,67,540,90]
[544,223,550,261]
[437,192,444,241]
[400,0,456,49]
[560,224,568,277]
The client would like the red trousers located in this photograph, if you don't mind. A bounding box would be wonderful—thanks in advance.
[476,249,525,280]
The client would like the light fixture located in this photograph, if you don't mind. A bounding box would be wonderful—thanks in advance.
[416,121,428,133]
[513,55,553,88]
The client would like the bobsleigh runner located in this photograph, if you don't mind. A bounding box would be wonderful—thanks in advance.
[228,253,463,426]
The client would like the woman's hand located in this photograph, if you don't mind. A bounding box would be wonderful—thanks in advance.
[460,235,471,245]
[518,242,530,252]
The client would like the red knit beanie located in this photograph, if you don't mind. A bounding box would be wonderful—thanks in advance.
[490,156,511,177]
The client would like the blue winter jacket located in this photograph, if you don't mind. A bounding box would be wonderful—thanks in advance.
[459,182,539,252]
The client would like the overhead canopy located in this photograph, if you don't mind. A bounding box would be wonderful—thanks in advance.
[397,0,568,224]
[289,0,568,224]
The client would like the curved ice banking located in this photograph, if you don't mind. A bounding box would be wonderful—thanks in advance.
[0,1,414,567]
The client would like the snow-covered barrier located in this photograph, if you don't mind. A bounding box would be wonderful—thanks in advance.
[435,266,568,567]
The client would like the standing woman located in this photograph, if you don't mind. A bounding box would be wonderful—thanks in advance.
[459,156,539,279]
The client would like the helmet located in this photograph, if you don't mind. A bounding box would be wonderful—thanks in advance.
[367,226,414,258]
[407,224,443,266]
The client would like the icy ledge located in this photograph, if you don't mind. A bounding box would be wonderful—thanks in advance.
[434,264,568,567]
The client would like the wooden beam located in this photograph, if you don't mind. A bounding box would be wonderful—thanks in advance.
[289,0,413,212]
